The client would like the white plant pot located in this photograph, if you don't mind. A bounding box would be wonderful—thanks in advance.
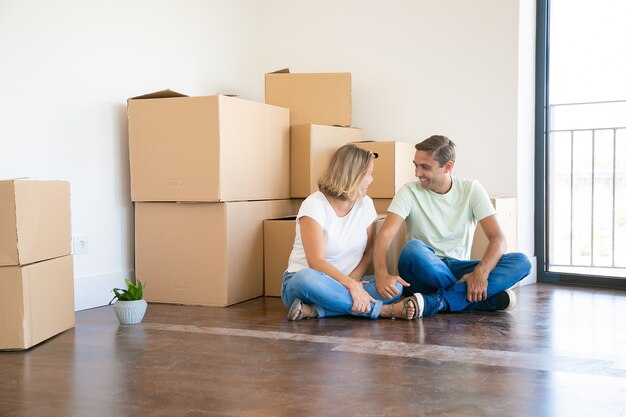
[113,299,147,325]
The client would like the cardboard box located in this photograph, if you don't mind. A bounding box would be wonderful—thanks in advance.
[351,141,416,198]
[0,180,71,266]
[290,124,363,198]
[135,200,293,306]
[365,215,407,276]
[0,255,75,350]
[265,69,351,126]
[373,198,394,215]
[267,214,405,285]
[471,197,517,259]
[128,91,290,202]
[263,216,297,297]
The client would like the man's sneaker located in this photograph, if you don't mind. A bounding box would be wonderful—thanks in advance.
[494,288,517,312]
[414,292,446,317]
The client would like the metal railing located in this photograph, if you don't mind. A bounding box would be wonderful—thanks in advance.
[548,100,626,278]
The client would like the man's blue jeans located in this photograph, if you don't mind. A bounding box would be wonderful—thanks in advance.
[281,269,403,319]
[398,240,532,312]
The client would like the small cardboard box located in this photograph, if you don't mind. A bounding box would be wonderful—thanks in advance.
[373,198,394,215]
[290,124,363,198]
[365,215,407,276]
[128,91,290,202]
[471,197,517,259]
[135,200,293,306]
[263,216,297,297]
[0,255,75,350]
[269,214,405,285]
[0,180,71,266]
[265,69,351,126]
[352,141,416,198]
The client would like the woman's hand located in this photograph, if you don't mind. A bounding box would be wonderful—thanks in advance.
[347,280,377,314]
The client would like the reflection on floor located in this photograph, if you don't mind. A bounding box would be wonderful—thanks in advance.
[1,283,625,417]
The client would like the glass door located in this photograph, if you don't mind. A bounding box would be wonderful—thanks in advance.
[542,0,626,286]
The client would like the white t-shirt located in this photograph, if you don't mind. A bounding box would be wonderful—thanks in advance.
[388,176,495,260]
[287,191,378,274]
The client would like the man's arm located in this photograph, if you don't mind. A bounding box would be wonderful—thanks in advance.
[458,214,507,302]
[373,213,409,299]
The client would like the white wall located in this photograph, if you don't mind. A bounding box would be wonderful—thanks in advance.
[0,0,264,309]
[259,0,535,271]
[0,0,536,310]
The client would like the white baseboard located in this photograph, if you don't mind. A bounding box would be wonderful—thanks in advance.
[74,270,134,311]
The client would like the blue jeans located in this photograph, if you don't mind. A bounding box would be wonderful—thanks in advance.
[281,269,403,319]
[397,239,532,312]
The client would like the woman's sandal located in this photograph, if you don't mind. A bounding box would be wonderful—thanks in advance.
[287,298,315,321]
[389,295,418,320]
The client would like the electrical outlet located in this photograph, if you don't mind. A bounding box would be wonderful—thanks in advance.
[73,235,88,255]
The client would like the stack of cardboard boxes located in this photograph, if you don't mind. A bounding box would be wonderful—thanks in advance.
[262,70,518,296]
[128,91,292,306]
[129,71,517,305]
[262,69,414,295]
[0,180,75,350]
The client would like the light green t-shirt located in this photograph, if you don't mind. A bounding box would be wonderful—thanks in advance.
[388,176,495,260]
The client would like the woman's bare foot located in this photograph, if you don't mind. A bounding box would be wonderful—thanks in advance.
[381,296,417,320]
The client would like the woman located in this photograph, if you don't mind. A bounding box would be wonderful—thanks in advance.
[281,144,417,321]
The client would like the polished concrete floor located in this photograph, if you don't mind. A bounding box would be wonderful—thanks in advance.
[1,283,626,417]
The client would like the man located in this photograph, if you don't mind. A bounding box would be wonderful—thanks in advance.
[373,135,531,317]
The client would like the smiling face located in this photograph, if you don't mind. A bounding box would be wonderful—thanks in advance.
[413,150,454,194]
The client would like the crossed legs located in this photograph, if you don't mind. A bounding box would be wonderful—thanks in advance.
[397,239,531,314]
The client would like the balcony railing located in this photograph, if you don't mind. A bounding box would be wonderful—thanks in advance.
[548,100,626,278]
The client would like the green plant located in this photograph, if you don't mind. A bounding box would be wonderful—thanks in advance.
[109,279,145,304]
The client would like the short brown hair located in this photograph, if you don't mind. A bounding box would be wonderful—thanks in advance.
[318,144,376,201]
[415,135,456,166]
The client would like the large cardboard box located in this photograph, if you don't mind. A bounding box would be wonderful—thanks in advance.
[0,180,71,266]
[471,197,517,259]
[265,69,351,126]
[290,124,363,198]
[135,200,293,306]
[0,255,75,350]
[128,91,290,202]
[263,216,296,297]
[352,141,416,198]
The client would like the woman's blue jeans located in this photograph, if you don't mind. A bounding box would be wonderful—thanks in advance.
[281,269,403,319]
[398,239,532,312]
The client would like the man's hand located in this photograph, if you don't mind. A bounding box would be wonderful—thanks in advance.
[458,269,488,302]
[375,272,410,300]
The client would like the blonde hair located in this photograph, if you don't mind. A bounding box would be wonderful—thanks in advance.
[318,144,376,201]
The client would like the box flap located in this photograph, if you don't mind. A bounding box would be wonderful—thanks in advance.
[0,181,20,265]
[129,89,188,100]
[0,265,26,350]
[266,215,297,221]
[269,68,290,74]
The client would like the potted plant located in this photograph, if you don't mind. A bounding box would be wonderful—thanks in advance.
[109,279,147,325]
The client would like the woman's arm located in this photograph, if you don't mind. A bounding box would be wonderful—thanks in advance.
[300,216,376,313]
[348,223,375,281]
